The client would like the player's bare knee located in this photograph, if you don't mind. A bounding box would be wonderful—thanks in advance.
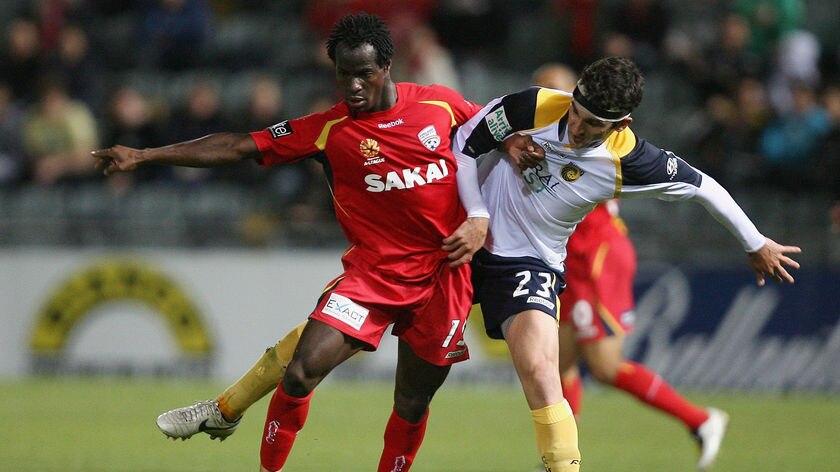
[587,361,620,384]
[393,391,432,422]
[281,360,321,397]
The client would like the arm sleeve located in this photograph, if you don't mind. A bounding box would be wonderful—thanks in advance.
[455,150,489,218]
[692,170,766,252]
[620,141,765,252]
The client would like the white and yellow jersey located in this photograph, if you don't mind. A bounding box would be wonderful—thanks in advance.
[453,87,765,272]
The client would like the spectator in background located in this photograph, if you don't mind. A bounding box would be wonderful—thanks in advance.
[23,75,99,184]
[0,81,28,186]
[759,80,830,192]
[531,62,578,92]
[609,0,670,70]
[45,23,106,114]
[0,18,46,105]
[34,0,92,53]
[550,0,600,69]
[599,30,635,61]
[240,75,285,133]
[682,12,766,101]
[431,0,515,65]
[816,83,840,232]
[136,0,213,71]
[237,74,307,195]
[304,0,435,45]
[166,78,229,183]
[692,76,771,188]
[766,28,821,114]
[391,24,461,91]
[733,0,803,57]
[101,84,168,193]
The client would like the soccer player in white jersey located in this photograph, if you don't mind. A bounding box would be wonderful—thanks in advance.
[531,62,732,470]
[451,56,800,471]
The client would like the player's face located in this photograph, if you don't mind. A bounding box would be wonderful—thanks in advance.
[334,43,391,115]
[566,102,629,148]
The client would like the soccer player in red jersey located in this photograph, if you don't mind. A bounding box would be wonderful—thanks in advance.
[557,201,729,470]
[93,13,489,472]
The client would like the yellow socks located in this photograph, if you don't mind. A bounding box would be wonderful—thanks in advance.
[531,400,581,471]
[217,321,307,420]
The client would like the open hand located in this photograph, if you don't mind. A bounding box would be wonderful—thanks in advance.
[747,237,802,285]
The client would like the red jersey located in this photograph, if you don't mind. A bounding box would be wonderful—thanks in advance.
[560,201,637,342]
[251,82,481,282]
[569,200,628,242]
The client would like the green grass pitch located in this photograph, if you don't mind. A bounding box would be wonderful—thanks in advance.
[0,378,838,471]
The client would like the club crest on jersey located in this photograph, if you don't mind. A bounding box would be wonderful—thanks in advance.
[268,120,293,138]
[485,107,513,141]
[417,125,441,151]
[561,163,584,182]
[360,138,385,166]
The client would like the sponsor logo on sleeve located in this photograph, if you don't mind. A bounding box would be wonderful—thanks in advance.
[666,154,678,180]
[322,293,369,331]
[485,108,513,141]
[268,120,293,138]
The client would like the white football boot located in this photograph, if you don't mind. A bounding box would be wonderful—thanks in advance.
[156,400,240,441]
[694,407,729,470]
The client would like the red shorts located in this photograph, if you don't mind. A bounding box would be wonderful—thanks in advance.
[559,230,637,344]
[309,259,472,366]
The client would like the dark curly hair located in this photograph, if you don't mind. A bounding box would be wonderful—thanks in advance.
[578,57,644,116]
[326,13,394,68]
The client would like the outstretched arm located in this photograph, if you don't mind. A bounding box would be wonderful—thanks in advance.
[688,173,802,285]
[91,132,261,175]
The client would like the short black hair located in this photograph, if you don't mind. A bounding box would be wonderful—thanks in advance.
[326,13,394,68]
[578,57,644,117]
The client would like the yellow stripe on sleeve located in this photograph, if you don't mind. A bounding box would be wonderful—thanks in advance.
[420,100,457,126]
[315,116,349,150]
[605,127,636,198]
[534,88,573,129]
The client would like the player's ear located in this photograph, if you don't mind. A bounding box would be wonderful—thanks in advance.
[614,117,633,132]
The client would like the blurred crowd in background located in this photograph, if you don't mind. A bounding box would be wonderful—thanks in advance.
[0,0,838,260]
